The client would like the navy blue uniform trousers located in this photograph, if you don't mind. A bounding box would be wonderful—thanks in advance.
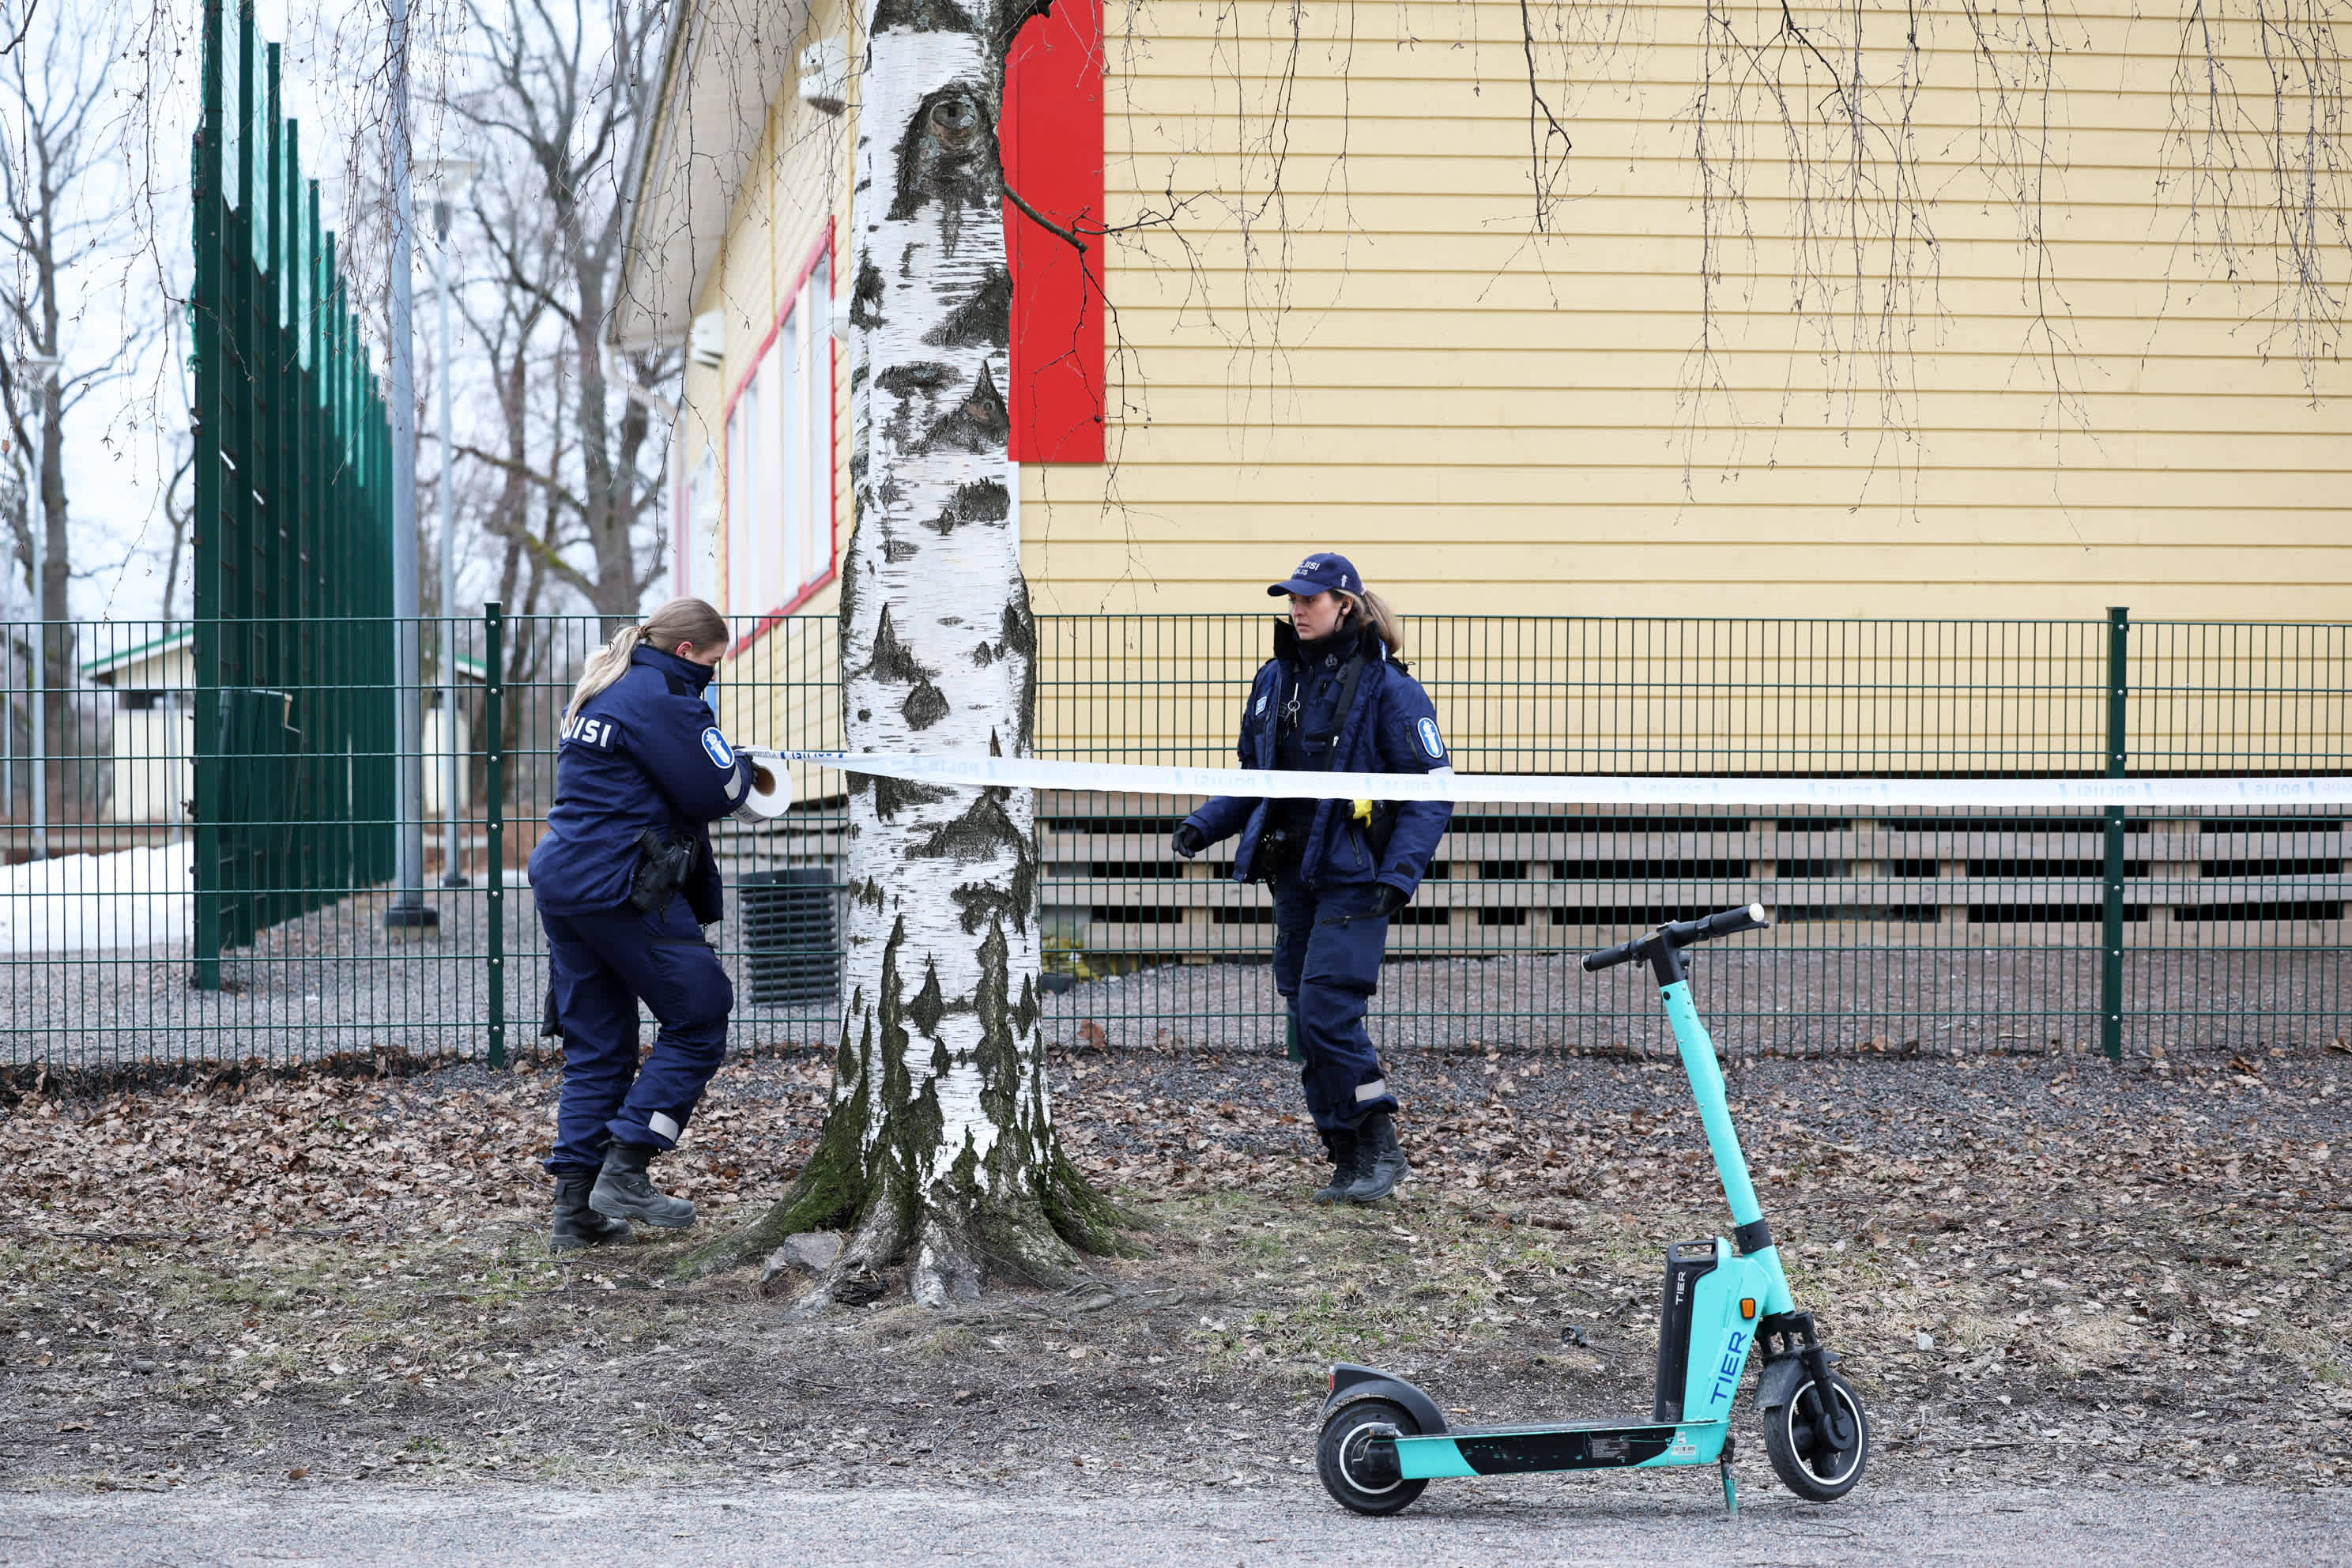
[540,897,733,1175]
[1270,871,1400,1133]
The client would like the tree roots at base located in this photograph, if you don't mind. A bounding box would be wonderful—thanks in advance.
[672,1113,1139,1307]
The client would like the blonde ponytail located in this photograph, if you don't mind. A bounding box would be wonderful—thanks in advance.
[564,626,646,726]
[563,597,731,724]
[1344,588,1406,659]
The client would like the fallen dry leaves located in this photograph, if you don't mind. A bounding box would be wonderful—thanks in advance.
[0,1055,832,1242]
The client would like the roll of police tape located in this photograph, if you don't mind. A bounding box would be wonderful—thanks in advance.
[729,753,797,820]
[741,749,2352,810]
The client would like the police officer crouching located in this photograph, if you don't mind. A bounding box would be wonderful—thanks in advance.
[1171,554,1454,1204]
[528,598,760,1251]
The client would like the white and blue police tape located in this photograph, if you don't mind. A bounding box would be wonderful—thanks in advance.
[746,750,2352,810]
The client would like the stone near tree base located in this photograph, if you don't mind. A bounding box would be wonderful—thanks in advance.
[760,1231,845,1295]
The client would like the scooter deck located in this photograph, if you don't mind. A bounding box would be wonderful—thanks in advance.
[1392,1416,1728,1479]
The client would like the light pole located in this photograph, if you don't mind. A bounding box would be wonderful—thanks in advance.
[418,156,479,890]
[20,352,57,861]
[382,1,435,937]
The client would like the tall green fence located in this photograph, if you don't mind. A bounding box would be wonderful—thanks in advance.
[0,610,2343,1071]
[188,0,398,985]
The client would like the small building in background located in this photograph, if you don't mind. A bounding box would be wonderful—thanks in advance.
[77,630,195,825]
[80,631,483,825]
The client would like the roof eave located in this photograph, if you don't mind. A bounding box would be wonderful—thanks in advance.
[610,0,807,352]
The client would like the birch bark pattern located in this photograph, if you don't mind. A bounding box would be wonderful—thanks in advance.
[684,0,1123,1303]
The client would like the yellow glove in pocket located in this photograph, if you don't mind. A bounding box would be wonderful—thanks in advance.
[1352,798,1374,824]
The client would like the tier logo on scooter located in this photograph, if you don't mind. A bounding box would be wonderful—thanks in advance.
[1711,1329,1749,1404]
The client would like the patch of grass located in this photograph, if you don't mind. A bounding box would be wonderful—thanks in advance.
[1152,1191,1658,1374]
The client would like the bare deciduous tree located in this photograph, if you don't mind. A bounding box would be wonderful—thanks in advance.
[0,0,138,617]
[0,0,141,800]
[448,151,575,780]
[451,0,678,622]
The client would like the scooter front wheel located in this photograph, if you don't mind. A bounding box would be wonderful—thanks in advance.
[1315,1397,1428,1516]
[1762,1370,1870,1502]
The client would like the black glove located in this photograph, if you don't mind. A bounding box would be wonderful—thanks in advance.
[1366,883,1408,919]
[1170,821,1208,860]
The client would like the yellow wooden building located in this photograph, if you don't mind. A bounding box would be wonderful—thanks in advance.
[614,0,2347,646]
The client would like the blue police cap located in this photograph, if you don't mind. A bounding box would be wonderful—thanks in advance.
[1267,552,1363,598]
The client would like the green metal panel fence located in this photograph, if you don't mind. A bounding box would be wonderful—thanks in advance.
[189,0,398,986]
[1,610,2343,1070]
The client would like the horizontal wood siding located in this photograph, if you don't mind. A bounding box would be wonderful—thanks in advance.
[1008,0,2349,621]
[1029,794,2350,960]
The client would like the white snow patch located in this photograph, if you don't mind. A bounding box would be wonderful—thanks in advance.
[0,845,193,955]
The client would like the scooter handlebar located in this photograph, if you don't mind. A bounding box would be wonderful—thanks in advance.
[1581,937,1642,972]
[1581,903,1771,971]
[1684,903,1772,943]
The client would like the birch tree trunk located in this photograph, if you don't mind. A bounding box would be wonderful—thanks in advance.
[683,0,1125,1306]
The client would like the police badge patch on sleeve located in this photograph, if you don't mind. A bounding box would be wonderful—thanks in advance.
[700,727,737,768]
[1416,716,1446,760]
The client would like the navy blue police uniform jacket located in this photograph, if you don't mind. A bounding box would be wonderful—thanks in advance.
[1182,620,1453,896]
[527,646,751,920]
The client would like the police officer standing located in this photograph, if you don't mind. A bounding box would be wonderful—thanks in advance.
[529,597,757,1251]
[1171,555,1453,1204]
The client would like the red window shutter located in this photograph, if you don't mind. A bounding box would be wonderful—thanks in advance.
[1001,0,1105,463]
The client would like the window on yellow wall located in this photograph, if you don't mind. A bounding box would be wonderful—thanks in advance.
[682,446,719,605]
[723,246,834,635]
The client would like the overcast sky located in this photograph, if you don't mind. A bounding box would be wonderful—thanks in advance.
[40,0,475,626]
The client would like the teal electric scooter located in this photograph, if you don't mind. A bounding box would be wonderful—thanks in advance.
[1314,904,1868,1517]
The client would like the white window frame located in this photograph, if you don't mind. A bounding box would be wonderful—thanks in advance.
[679,443,720,605]
[722,243,835,639]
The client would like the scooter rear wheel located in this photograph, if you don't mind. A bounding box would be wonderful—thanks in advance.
[1762,1370,1869,1502]
[1316,1397,1428,1516]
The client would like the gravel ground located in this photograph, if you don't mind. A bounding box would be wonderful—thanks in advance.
[0,888,816,1073]
[0,885,537,1070]
[1042,946,2352,1056]
[6,887,2343,1071]
[2,1480,2345,1566]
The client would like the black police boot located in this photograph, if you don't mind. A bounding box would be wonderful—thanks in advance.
[550,1173,631,1253]
[1311,1128,1362,1205]
[1342,1110,1411,1204]
[589,1141,697,1229]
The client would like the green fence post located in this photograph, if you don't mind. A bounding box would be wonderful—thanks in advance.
[486,601,506,1069]
[190,0,225,992]
[2101,606,2129,1061]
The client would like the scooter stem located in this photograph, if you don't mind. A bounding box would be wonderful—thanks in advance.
[1661,978,1796,1318]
